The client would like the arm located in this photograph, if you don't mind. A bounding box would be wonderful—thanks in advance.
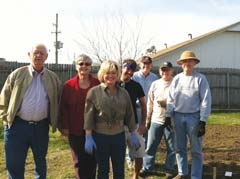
[199,76,212,122]
[146,83,154,127]
[0,74,13,124]
[138,96,147,134]
[59,85,70,136]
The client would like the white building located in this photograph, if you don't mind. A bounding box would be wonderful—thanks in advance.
[151,21,240,69]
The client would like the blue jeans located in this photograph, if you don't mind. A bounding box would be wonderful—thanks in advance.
[143,122,176,173]
[4,117,49,179]
[174,112,203,179]
[93,132,126,179]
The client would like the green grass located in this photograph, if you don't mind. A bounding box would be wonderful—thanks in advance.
[208,112,240,125]
[0,112,240,178]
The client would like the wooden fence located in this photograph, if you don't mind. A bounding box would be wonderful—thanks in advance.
[1,61,240,111]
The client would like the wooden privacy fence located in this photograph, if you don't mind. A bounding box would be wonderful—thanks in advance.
[1,61,240,111]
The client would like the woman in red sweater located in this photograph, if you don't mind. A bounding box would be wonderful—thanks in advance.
[59,54,100,179]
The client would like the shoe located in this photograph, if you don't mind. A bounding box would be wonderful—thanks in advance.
[172,174,188,179]
[139,169,152,178]
[165,172,174,179]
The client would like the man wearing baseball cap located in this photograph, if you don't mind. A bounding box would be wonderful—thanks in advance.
[140,62,176,179]
[166,51,212,179]
[120,59,147,179]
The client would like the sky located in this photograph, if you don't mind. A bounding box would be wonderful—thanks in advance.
[0,0,240,64]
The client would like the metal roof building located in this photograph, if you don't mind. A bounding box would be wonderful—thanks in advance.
[150,21,240,69]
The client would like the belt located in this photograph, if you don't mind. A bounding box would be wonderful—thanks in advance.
[15,116,48,125]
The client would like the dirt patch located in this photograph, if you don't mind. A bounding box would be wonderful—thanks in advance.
[134,125,240,179]
[203,125,240,179]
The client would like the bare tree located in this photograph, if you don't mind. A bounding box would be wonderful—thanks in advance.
[73,12,154,64]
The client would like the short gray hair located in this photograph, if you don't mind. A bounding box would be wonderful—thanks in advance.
[74,54,92,65]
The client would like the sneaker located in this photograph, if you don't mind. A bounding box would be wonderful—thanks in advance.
[139,170,152,178]
[165,172,174,179]
[172,174,188,179]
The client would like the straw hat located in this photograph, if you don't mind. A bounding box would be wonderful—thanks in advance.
[177,51,200,65]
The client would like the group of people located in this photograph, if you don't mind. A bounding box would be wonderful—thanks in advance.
[0,42,211,179]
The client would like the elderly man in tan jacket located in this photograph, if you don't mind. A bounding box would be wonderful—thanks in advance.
[0,43,62,179]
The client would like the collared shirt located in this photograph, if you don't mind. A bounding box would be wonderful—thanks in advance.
[132,70,158,100]
[18,66,49,121]
[84,83,136,135]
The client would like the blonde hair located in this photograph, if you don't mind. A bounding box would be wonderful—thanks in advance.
[97,60,120,83]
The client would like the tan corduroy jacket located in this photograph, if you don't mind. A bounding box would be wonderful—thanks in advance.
[0,65,62,132]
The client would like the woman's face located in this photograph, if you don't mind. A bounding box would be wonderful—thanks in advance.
[76,58,92,76]
[103,71,118,86]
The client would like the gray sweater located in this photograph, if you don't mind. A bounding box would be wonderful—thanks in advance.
[166,71,211,122]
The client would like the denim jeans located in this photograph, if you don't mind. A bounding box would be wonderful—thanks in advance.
[143,122,176,173]
[4,117,49,179]
[174,112,203,179]
[93,132,126,179]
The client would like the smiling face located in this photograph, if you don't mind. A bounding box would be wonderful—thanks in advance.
[159,67,174,81]
[181,59,197,75]
[139,61,153,76]
[28,44,48,72]
[98,60,120,86]
[121,65,135,82]
[75,57,92,76]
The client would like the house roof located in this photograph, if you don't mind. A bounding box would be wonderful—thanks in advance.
[150,21,240,61]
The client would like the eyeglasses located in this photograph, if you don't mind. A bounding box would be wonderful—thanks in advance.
[78,62,91,66]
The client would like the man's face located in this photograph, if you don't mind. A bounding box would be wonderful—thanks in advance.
[28,45,48,72]
[140,61,153,74]
[159,68,174,81]
[181,59,196,74]
[121,66,134,82]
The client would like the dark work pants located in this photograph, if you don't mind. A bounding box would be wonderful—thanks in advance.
[68,134,97,179]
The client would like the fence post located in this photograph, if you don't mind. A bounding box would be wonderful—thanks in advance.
[213,167,216,179]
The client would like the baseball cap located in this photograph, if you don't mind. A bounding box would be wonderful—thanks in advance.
[160,62,173,69]
[123,59,137,71]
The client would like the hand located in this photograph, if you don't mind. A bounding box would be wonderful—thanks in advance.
[145,121,151,130]
[197,121,206,137]
[60,129,69,136]
[130,132,141,151]
[164,117,173,131]
[137,124,147,135]
[84,134,97,154]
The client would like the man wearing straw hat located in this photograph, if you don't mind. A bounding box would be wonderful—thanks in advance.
[166,51,212,179]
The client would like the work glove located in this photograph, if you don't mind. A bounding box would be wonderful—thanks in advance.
[197,121,206,137]
[164,117,173,132]
[130,132,141,151]
[84,134,97,154]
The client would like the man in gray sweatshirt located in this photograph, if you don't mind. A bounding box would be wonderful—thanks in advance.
[166,51,211,179]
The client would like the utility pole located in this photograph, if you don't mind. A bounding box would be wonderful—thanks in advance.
[52,13,63,64]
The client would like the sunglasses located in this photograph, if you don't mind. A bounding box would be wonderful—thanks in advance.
[78,62,91,66]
